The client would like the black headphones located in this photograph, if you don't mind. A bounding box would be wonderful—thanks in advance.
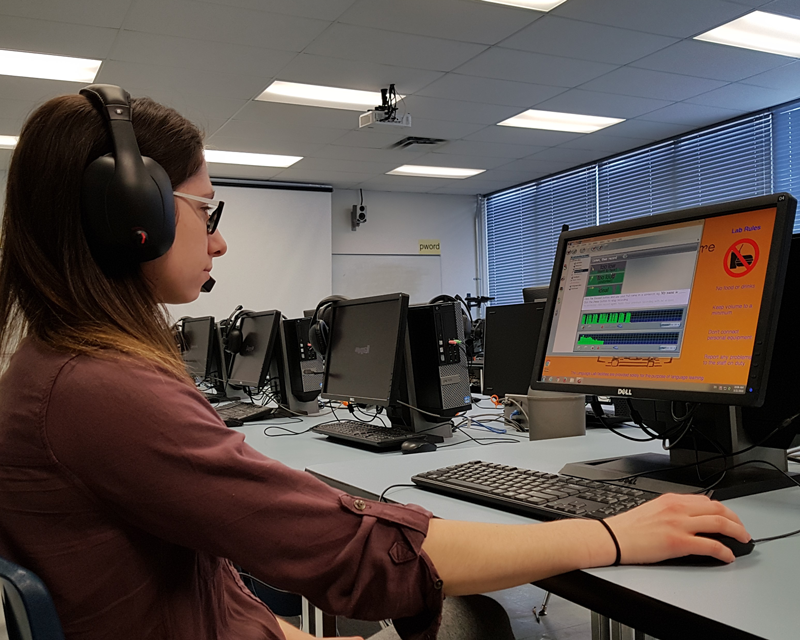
[174,316,189,353]
[223,306,254,355]
[80,84,175,272]
[308,296,348,356]
[429,294,473,339]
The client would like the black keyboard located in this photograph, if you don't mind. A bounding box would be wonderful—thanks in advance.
[215,402,292,426]
[312,421,414,450]
[412,461,657,521]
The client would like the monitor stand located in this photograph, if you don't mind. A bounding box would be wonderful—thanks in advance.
[560,405,797,500]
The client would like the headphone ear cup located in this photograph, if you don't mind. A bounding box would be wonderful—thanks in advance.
[308,319,328,356]
[461,311,473,339]
[225,328,243,355]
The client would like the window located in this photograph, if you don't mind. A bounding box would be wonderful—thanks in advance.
[484,104,791,304]
[486,167,597,306]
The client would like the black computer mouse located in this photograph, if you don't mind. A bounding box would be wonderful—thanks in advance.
[401,439,438,454]
[695,532,755,557]
[658,533,755,566]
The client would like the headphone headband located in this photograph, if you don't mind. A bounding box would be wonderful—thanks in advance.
[80,84,176,273]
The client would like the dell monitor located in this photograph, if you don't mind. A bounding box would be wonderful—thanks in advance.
[227,310,284,399]
[482,302,546,398]
[531,192,798,499]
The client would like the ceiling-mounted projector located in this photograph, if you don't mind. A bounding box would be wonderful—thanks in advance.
[358,83,411,129]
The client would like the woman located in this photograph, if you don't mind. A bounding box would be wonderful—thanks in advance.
[0,87,750,640]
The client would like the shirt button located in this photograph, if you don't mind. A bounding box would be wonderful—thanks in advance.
[433,579,443,590]
[353,499,367,511]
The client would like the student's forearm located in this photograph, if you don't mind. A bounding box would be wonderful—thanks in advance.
[421,494,750,596]
[421,517,614,595]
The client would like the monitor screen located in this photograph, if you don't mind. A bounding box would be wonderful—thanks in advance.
[482,302,546,398]
[322,293,409,406]
[533,194,796,407]
[180,316,215,379]
[227,311,281,389]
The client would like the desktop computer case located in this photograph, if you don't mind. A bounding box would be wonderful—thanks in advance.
[406,302,471,416]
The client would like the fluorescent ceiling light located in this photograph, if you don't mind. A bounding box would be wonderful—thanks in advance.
[498,109,624,133]
[695,11,800,58]
[0,135,18,149]
[0,49,101,83]
[387,165,485,179]
[204,149,302,168]
[480,0,568,11]
[257,80,392,111]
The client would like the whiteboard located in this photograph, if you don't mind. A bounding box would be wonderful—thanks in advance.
[332,254,443,304]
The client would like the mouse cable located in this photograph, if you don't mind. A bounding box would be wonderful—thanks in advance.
[378,483,418,503]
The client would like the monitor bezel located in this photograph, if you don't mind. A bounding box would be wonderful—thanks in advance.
[321,292,410,406]
[227,310,282,389]
[530,193,796,407]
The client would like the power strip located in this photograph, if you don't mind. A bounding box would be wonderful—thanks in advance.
[503,394,530,431]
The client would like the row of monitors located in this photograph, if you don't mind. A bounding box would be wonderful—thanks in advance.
[179,297,472,434]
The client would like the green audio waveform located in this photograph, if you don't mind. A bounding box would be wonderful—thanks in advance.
[581,312,631,325]
[577,335,605,345]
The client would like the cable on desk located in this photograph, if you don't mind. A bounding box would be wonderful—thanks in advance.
[262,420,317,437]
[378,483,418,503]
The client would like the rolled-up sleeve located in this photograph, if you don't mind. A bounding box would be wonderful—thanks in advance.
[44,356,444,639]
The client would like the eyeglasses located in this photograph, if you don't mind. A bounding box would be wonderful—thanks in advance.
[173,191,224,235]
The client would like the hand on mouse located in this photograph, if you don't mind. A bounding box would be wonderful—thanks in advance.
[604,493,751,565]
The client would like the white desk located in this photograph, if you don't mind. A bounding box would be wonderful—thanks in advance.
[303,430,800,640]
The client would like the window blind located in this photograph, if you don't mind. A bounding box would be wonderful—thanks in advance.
[773,102,800,233]
[486,167,597,306]
[598,115,773,224]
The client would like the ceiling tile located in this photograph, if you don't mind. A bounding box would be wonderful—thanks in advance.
[601,118,696,141]
[433,139,547,158]
[738,61,800,89]
[557,133,649,155]
[580,67,728,101]
[500,15,679,65]
[0,15,118,59]
[637,101,745,126]
[464,125,583,146]
[525,146,608,164]
[125,0,330,51]
[0,0,132,29]
[398,117,487,140]
[190,0,356,21]
[405,151,511,170]
[204,134,326,157]
[354,175,463,192]
[551,0,751,38]
[306,145,428,164]
[495,157,582,175]
[415,73,567,107]
[210,118,347,145]
[454,48,618,87]
[631,40,792,82]
[231,101,356,129]
[288,157,396,175]
[337,0,541,45]
[0,76,86,105]
[685,82,800,111]
[532,89,671,118]
[274,54,444,94]
[97,60,268,101]
[0,98,37,124]
[110,30,297,77]
[402,95,522,125]
[0,152,12,172]
[272,167,379,186]
[330,129,411,150]
[761,0,800,19]
[304,23,488,72]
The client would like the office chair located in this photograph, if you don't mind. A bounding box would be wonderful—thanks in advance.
[0,555,65,640]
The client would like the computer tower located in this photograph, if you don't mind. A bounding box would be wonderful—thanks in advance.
[280,317,324,408]
[406,301,471,417]
[482,301,546,397]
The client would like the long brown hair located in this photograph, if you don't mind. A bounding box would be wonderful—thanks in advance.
[0,94,204,377]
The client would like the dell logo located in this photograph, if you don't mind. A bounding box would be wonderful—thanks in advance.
[618,388,632,396]
[355,345,370,355]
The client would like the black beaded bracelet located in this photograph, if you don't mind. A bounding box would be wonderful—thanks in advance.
[598,519,621,566]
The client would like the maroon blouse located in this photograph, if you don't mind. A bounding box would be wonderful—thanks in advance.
[0,339,444,639]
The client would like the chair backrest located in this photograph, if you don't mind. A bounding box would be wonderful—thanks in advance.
[0,556,64,640]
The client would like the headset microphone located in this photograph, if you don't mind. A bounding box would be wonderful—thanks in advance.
[200,276,215,293]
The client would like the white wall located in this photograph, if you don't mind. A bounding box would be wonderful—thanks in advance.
[331,189,480,302]
[170,185,332,322]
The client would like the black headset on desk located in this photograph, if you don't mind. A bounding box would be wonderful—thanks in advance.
[429,294,473,340]
[307,295,348,356]
[222,306,256,356]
